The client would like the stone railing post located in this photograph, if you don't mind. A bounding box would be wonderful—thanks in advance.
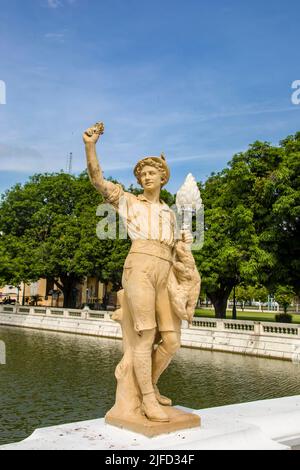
[254,321,261,336]
[81,309,88,320]
[216,319,225,331]
[82,306,90,320]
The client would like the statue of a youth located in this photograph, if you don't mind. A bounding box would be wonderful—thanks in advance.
[83,122,193,423]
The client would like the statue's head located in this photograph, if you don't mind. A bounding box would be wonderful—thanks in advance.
[134,154,170,189]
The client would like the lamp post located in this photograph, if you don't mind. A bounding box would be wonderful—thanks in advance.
[232,284,237,320]
[232,269,240,320]
[22,282,26,306]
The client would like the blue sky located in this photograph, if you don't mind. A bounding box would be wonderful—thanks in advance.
[0,0,299,194]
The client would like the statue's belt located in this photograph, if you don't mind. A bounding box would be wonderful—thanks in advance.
[129,240,173,262]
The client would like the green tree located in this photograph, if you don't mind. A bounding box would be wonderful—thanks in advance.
[195,132,299,318]
[0,234,36,287]
[275,285,295,314]
[234,285,254,310]
[0,172,128,307]
[194,170,274,318]
[230,134,300,296]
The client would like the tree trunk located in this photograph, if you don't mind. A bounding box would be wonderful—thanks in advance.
[209,285,233,318]
[102,283,109,310]
[62,285,74,308]
[212,296,228,318]
[54,275,78,309]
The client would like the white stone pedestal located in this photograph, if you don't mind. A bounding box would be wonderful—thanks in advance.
[1,396,300,450]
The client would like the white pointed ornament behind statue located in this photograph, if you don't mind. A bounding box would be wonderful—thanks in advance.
[176,173,202,231]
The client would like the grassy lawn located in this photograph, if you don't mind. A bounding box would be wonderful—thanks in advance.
[195,309,300,324]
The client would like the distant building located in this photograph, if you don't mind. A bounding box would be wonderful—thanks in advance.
[0,277,116,310]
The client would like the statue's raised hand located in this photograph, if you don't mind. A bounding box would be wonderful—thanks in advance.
[83,122,104,144]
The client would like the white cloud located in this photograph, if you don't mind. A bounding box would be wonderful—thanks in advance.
[194,105,300,123]
[47,0,62,8]
[46,0,76,8]
[44,32,66,43]
[0,144,47,172]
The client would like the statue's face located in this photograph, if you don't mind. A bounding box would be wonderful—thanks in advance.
[140,165,162,191]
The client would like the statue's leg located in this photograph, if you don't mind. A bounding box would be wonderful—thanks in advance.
[123,253,169,421]
[133,328,169,422]
[154,261,182,406]
[152,331,181,406]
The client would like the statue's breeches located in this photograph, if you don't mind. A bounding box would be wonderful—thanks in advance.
[122,251,181,334]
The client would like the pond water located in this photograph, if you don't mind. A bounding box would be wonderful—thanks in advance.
[0,325,300,445]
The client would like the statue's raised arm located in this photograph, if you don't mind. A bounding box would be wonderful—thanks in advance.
[83,122,119,201]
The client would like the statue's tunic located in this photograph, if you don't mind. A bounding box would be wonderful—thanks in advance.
[104,183,181,333]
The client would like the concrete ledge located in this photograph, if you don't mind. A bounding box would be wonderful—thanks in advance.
[0,313,122,340]
[1,396,299,450]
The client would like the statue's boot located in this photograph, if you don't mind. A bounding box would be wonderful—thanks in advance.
[152,346,173,406]
[142,392,170,422]
[133,349,169,422]
[153,384,172,407]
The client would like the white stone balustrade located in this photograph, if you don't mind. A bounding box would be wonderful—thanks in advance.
[1,305,300,361]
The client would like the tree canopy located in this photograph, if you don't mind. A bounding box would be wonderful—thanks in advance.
[0,172,130,306]
[194,132,300,317]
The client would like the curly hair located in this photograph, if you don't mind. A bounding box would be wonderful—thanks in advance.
[135,158,168,187]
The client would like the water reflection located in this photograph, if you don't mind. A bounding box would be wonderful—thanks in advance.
[0,326,299,445]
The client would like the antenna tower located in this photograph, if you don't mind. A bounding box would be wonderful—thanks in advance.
[66,152,73,174]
